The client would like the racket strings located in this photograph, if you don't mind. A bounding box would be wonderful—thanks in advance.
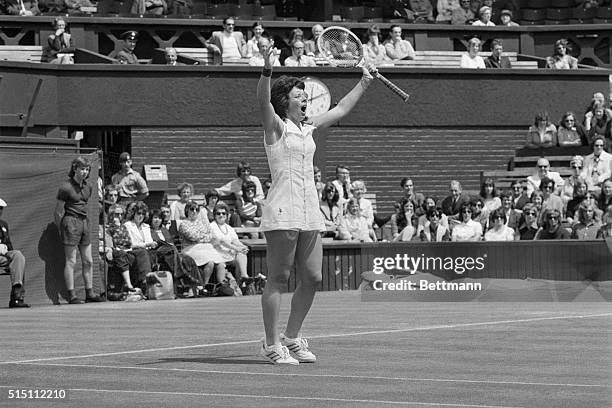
[319,29,363,67]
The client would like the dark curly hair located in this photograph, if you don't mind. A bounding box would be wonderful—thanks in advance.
[270,75,305,119]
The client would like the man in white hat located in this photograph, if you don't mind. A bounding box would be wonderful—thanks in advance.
[0,198,29,308]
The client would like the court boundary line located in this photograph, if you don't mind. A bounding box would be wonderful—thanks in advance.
[17,362,612,389]
[1,312,611,365]
[0,385,525,407]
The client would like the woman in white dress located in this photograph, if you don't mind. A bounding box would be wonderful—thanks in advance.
[460,37,485,69]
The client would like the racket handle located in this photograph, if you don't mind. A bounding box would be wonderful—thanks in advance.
[373,73,410,103]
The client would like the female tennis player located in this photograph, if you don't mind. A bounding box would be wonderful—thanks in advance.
[256,44,375,365]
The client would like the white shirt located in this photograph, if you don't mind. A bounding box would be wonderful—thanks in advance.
[460,53,485,68]
[527,171,565,196]
[484,225,515,241]
[221,32,242,59]
[124,221,155,248]
[451,219,483,241]
[583,151,612,187]
[284,55,317,67]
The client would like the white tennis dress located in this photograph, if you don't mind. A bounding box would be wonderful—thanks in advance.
[261,120,326,232]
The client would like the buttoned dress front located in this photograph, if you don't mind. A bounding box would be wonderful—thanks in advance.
[261,120,325,232]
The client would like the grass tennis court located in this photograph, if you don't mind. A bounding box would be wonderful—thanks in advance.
[1,291,611,407]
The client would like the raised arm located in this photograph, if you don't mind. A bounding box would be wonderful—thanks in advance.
[257,46,284,145]
[310,65,375,130]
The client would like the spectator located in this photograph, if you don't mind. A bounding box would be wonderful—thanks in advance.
[336,198,376,242]
[451,202,483,241]
[531,190,546,226]
[596,210,612,238]
[304,24,323,58]
[178,200,222,286]
[561,156,587,207]
[164,47,180,66]
[583,136,612,193]
[64,0,95,14]
[2,0,40,14]
[55,156,103,304]
[407,0,435,22]
[571,201,602,239]
[399,177,425,215]
[510,179,531,210]
[169,182,194,226]
[499,191,521,231]
[584,102,612,146]
[43,17,73,64]
[525,112,557,149]
[236,180,263,228]
[111,152,149,202]
[331,165,352,207]
[170,0,191,17]
[350,180,374,226]
[103,184,120,214]
[546,39,578,69]
[584,92,611,120]
[535,209,570,239]
[130,0,167,16]
[498,9,519,26]
[0,198,29,308]
[460,37,485,68]
[123,201,159,253]
[470,197,489,232]
[390,198,417,241]
[262,178,272,198]
[320,182,342,237]
[436,0,459,23]
[314,166,324,199]
[540,177,565,218]
[598,179,612,212]
[484,209,515,241]
[416,208,451,242]
[387,0,411,19]
[278,28,304,65]
[116,31,139,65]
[451,0,475,25]
[210,202,250,284]
[203,189,219,223]
[249,36,281,67]
[205,17,247,64]
[364,25,389,67]
[485,39,512,69]
[557,112,588,147]
[469,0,481,17]
[517,203,539,240]
[159,204,179,244]
[480,177,502,216]
[526,158,564,196]
[440,180,470,219]
[216,160,265,203]
[384,25,415,61]
[284,40,316,67]
[323,27,359,61]
[246,22,265,58]
[418,196,449,228]
[472,6,495,25]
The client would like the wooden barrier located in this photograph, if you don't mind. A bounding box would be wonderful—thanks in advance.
[393,51,539,69]
[0,45,43,63]
[481,168,574,190]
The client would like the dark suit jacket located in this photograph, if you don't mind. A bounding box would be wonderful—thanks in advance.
[440,194,470,217]
[514,195,530,210]
[485,55,512,69]
[0,219,14,251]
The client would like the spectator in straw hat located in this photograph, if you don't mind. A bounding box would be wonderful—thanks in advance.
[499,9,519,26]
[0,198,30,308]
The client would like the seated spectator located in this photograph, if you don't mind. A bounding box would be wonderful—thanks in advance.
[561,157,587,207]
[584,92,611,121]
[480,177,502,216]
[216,160,264,203]
[43,18,74,64]
[383,25,415,61]
[484,209,515,241]
[546,39,578,69]
[169,182,194,227]
[460,37,485,69]
[557,112,587,147]
[337,198,376,242]
[111,152,149,201]
[498,9,519,26]
[418,196,449,228]
[248,35,281,67]
[571,201,602,239]
[485,39,512,69]
[407,0,435,23]
[246,22,265,58]
[535,209,570,239]
[440,180,470,219]
[517,203,539,240]
[399,177,425,216]
[598,179,612,212]
[596,210,612,238]
[436,0,459,23]
[511,179,531,210]
[262,178,272,198]
[205,17,247,64]
[64,0,94,14]
[452,0,476,25]
[203,189,219,223]
[471,197,488,231]
[130,0,167,15]
[350,180,374,227]
[320,182,343,237]
[159,204,179,244]
[390,198,417,241]
[499,191,521,231]
[114,31,140,65]
[103,184,120,214]
[472,6,495,25]
[178,201,223,286]
[526,158,564,196]
[284,40,316,67]
[314,166,325,199]
[583,136,612,193]
[540,177,565,218]
[2,0,40,14]
[416,208,451,242]
[332,165,352,209]
[584,103,612,146]
[451,203,483,241]
[469,0,481,19]
[164,48,181,66]
[364,25,389,67]
[386,0,411,20]
[210,202,250,284]
[530,190,546,226]
[170,0,192,17]
[525,112,557,149]
[0,198,29,308]
[236,181,262,228]
[278,28,304,65]
[305,24,324,58]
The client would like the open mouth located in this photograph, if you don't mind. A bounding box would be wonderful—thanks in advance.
[301,105,307,114]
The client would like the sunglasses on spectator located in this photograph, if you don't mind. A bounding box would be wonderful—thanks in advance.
[543,185,554,190]
[572,165,582,169]
[136,211,145,215]
[240,169,251,173]
[525,211,536,216]
[462,209,472,214]
[429,214,440,219]
[548,215,559,220]
[595,144,605,147]
[215,211,227,216]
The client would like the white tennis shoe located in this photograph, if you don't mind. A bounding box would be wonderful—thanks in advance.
[280,334,316,363]
[259,339,299,365]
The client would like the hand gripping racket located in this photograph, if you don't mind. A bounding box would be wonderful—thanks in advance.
[317,26,410,103]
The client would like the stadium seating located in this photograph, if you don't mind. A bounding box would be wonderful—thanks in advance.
[0,45,43,63]
[392,51,539,68]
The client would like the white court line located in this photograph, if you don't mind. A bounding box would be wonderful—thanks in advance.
[1,312,611,365]
[18,362,612,389]
[0,385,524,408]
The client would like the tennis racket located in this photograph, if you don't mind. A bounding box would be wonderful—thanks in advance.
[317,26,410,103]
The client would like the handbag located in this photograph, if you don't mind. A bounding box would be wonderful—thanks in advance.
[146,271,175,300]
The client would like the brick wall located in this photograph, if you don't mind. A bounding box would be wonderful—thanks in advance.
[132,126,526,215]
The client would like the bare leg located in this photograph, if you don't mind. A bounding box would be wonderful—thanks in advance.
[262,230,297,346]
[63,245,78,292]
[285,231,322,339]
[79,244,94,290]
[121,270,134,288]
[235,253,249,279]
